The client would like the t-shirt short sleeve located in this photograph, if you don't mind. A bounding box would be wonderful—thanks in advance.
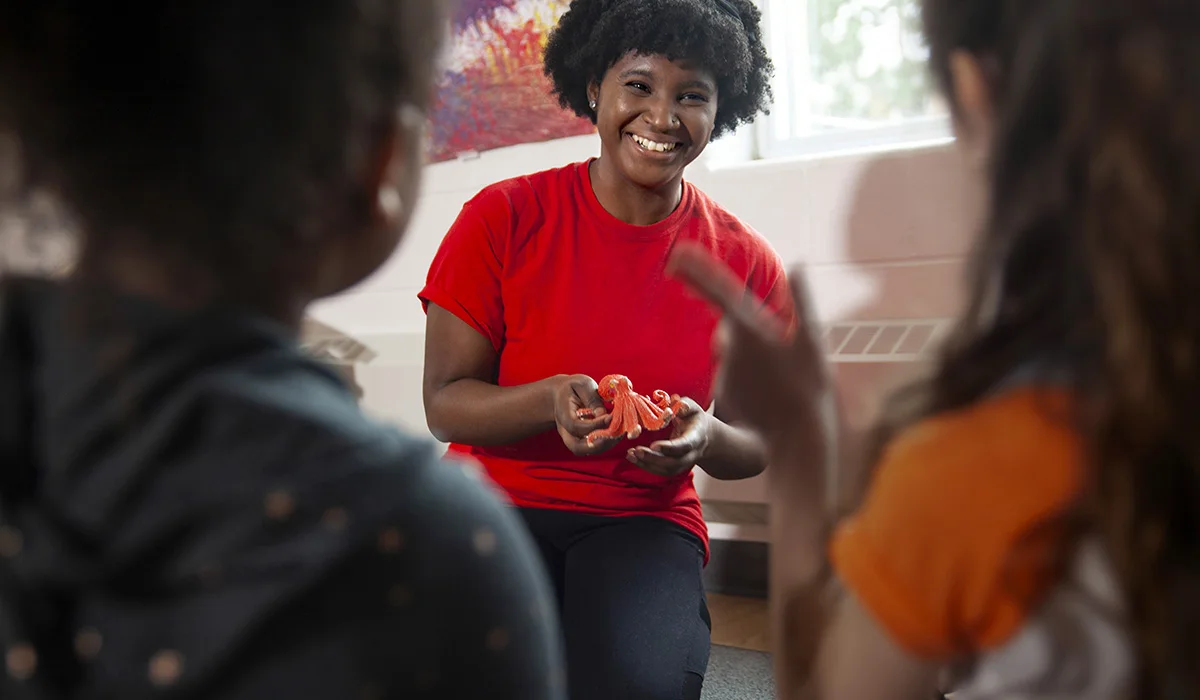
[829,388,1083,659]
[419,187,511,353]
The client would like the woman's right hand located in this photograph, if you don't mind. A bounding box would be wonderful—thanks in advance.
[550,375,620,456]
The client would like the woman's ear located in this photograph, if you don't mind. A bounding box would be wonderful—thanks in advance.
[587,82,600,112]
[948,49,996,168]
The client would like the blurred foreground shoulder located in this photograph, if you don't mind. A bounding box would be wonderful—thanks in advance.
[211,424,566,699]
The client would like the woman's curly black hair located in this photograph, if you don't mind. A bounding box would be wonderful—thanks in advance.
[543,0,774,139]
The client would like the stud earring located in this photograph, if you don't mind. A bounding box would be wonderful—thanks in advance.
[589,99,597,111]
[378,186,404,222]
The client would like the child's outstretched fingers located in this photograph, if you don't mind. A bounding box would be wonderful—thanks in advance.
[784,264,830,382]
[668,244,831,454]
[667,242,789,344]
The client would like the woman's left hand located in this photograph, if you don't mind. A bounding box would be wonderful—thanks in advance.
[626,397,711,477]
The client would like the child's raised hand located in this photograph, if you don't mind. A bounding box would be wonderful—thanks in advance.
[667,243,833,465]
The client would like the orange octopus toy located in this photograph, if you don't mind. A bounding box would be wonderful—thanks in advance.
[578,374,686,448]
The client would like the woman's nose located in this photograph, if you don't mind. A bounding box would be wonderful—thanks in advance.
[646,98,680,131]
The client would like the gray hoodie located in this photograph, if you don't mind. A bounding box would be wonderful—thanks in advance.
[0,277,564,700]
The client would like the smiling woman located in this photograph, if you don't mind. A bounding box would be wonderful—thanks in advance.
[418,1,787,698]
[586,53,720,219]
[546,0,773,221]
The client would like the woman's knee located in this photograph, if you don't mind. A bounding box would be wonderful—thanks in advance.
[568,662,706,700]
[563,601,710,700]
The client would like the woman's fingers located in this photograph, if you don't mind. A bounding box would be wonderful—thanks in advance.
[576,406,610,420]
[649,437,693,458]
[554,375,610,439]
[627,446,695,476]
[587,434,622,452]
[565,432,619,456]
[562,412,609,439]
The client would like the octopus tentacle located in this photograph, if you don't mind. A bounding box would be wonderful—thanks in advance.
[586,392,631,446]
[617,394,642,440]
[633,394,673,431]
[586,423,616,447]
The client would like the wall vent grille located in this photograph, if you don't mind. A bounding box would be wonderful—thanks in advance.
[823,318,953,363]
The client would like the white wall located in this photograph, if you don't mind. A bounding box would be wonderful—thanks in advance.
[310,131,984,514]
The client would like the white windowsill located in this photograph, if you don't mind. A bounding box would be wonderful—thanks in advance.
[698,115,955,177]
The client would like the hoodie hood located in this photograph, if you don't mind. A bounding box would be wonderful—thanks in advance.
[1,278,310,566]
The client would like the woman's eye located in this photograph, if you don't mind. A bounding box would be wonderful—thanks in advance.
[626,81,650,93]
[682,93,709,103]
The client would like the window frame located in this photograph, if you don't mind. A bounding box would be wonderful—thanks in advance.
[754,0,954,162]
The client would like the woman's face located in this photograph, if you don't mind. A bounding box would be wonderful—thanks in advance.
[588,53,719,190]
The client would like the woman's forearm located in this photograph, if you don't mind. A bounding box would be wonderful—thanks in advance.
[697,418,770,480]
[425,375,562,446]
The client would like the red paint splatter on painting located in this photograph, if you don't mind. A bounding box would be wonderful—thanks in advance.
[429,1,594,163]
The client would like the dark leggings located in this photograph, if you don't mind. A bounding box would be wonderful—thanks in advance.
[518,508,711,700]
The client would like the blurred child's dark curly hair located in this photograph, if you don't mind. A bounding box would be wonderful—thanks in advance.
[543,0,773,139]
[0,0,444,289]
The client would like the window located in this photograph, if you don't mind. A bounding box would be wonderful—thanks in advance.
[758,0,951,159]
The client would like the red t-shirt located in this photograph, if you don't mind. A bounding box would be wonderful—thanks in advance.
[419,160,791,561]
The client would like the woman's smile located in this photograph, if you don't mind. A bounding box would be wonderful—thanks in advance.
[627,131,684,157]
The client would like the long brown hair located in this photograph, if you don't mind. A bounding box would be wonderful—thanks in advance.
[872,0,1200,695]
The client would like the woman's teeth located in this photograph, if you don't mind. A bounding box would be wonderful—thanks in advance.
[631,134,678,153]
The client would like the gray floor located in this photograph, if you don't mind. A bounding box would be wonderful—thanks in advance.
[702,645,776,700]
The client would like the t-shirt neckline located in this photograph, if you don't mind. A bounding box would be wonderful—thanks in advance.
[576,158,694,241]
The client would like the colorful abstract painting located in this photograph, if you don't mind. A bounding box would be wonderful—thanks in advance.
[428,0,596,162]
